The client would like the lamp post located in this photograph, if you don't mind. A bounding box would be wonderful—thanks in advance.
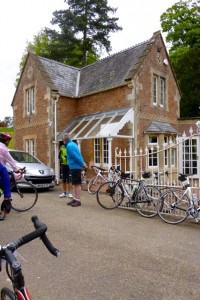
[51,89,59,185]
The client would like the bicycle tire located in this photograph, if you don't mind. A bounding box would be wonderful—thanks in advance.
[96,181,124,209]
[1,287,16,300]
[88,176,105,194]
[81,179,88,191]
[157,188,189,224]
[10,181,38,212]
[134,186,161,218]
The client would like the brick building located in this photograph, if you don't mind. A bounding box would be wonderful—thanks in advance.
[12,31,182,182]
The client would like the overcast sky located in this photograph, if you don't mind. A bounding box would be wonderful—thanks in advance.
[0,0,177,121]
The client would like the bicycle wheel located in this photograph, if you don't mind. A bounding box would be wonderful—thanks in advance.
[157,188,189,224]
[134,186,161,218]
[11,182,38,212]
[81,178,88,191]
[1,287,16,300]
[96,181,124,209]
[88,176,105,194]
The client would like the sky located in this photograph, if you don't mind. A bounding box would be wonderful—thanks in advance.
[0,0,178,121]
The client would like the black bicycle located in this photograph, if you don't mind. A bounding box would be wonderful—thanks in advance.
[96,171,161,218]
[0,168,38,212]
[0,215,60,300]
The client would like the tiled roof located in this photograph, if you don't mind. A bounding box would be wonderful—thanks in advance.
[37,56,80,97]
[35,38,151,98]
[79,41,149,96]
[144,121,178,134]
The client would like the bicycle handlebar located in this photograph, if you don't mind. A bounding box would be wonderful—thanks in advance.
[32,215,60,257]
[0,216,60,259]
[91,165,107,172]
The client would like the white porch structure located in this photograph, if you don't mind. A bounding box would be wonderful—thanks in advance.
[55,107,134,182]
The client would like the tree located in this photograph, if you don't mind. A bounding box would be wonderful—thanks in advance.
[15,30,52,86]
[160,0,200,117]
[44,0,122,67]
[16,0,122,83]
[0,117,13,127]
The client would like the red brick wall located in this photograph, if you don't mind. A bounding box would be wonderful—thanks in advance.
[13,55,51,165]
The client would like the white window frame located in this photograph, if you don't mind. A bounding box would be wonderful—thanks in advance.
[160,77,165,107]
[25,86,35,115]
[148,148,158,167]
[102,138,109,165]
[94,138,100,165]
[31,87,35,113]
[164,149,168,166]
[180,137,199,177]
[25,139,35,156]
[148,136,158,167]
[26,89,30,115]
[94,138,109,166]
[153,75,158,105]
[171,148,175,166]
[152,74,166,108]
[149,136,158,145]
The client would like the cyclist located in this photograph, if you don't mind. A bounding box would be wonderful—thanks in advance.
[0,162,12,220]
[0,132,22,220]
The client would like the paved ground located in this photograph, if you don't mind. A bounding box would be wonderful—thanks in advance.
[1,185,200,300]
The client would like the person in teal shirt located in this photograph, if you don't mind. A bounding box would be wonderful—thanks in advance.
[63,133,87,207]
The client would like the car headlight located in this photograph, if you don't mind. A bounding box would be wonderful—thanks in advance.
[50,168,55,175]
[24,170,32,176]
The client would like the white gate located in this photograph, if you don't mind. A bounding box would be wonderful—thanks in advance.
[115,122,200,195]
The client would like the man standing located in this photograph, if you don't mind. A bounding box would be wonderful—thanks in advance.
[58,139,72,198]
[63,133,87,207]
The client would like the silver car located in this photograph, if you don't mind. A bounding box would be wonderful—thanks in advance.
[8,150,55,189]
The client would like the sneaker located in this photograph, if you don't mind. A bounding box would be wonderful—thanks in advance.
[68,193,73,198]
[71,200,81,207]
[59,192,67,198]
[67,199,76,205]
[0,215,5,221]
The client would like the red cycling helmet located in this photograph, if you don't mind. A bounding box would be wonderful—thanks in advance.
[0,132,12,143]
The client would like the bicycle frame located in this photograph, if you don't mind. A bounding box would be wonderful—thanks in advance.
[5,251,32,300]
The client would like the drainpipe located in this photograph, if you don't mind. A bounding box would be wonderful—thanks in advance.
[51,89,59,185]
[107,137,113,169]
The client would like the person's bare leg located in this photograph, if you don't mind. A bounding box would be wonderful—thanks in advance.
[63,182,67,193]
[74,184,81,201]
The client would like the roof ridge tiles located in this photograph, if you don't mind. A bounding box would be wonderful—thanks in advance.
[82,39,150,70]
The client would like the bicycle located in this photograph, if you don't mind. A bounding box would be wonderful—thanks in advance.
[88,166,116,194]
[0,168,38,212]
[0,215,60,300]
[96,171,161,218]
[157,173,200,224]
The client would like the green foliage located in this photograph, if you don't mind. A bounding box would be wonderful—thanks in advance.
[44,0,122,67]
[0,127,14,149]
[160,0,200,117]
[161,0,200,50]
[16,0,122,83]
[0,117,13,128]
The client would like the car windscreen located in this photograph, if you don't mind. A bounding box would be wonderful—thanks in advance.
[9,151,40,163]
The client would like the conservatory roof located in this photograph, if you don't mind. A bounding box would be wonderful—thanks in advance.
[57,107,134,140]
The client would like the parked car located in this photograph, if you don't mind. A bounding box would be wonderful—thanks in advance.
[7,150,55,189]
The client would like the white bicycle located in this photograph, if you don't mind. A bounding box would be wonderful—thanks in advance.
[157,173,200,224]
